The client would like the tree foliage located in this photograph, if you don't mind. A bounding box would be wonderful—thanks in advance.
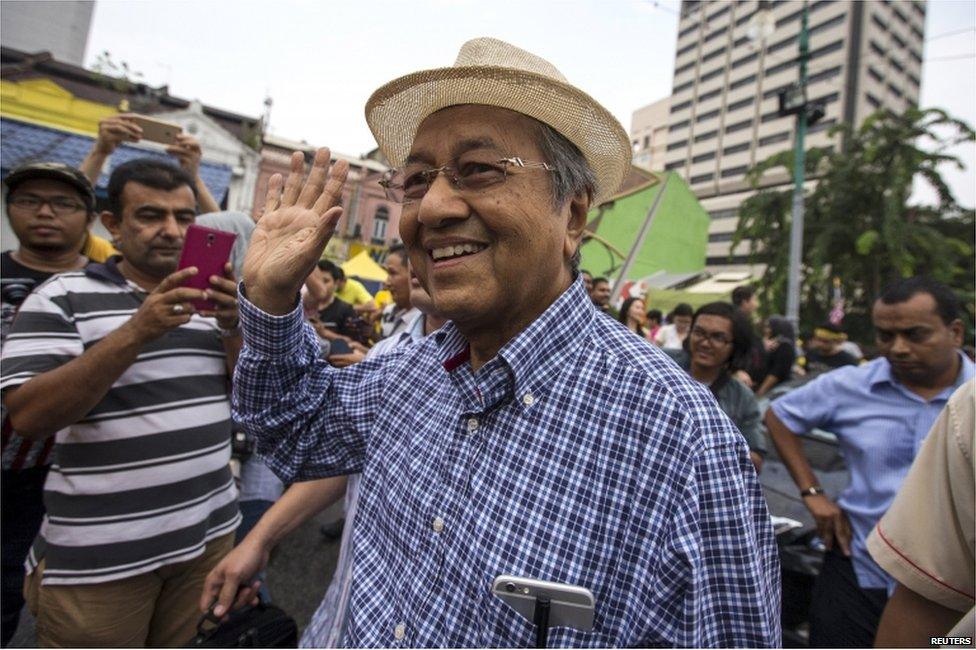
[733,107,975,343]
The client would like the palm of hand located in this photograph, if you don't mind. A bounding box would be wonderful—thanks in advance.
[243,205,326,294]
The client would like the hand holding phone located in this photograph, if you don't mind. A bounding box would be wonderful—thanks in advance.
[128,114,183,145]
[177,225,237,312]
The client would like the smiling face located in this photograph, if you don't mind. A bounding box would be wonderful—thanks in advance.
[102,181,196,280]
[873,292,963,387]
[6,178,92,254]
[591,280,611,307]
[627,299,646,323]
[689,313,734,371]
[398,105,586,334]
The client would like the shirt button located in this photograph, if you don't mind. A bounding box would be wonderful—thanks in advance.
[522,393,535,406]
[467,417,479,432]
[432,516,445,533]
[394,623,406,640]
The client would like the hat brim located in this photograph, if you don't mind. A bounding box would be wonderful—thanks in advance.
[365,66,632,206]
[3,168,95,210]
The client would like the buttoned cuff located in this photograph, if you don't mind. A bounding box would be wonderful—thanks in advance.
[237,282,306,357]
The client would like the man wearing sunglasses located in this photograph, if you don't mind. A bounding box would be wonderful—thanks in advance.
[228,38,780,647]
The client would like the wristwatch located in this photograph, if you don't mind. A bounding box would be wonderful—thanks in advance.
[799,486,826,498]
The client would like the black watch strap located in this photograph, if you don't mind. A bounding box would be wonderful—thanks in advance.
[800,486,826,498]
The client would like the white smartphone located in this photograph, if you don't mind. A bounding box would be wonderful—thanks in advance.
[491,575,595,631]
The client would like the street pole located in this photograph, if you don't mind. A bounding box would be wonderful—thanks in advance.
[609,174,670,306]
[785,1,809,327]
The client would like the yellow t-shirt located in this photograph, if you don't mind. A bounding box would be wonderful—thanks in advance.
[81,233,118,263]
[335,278,374,307]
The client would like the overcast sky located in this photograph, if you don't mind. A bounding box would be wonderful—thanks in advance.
[86,0,975,208]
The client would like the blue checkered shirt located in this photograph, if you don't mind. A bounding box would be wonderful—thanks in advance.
[234,278,780,647]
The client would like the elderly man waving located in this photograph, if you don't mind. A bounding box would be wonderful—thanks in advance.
[225,38,779,647]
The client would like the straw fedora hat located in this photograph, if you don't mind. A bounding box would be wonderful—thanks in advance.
[365,37,632,206]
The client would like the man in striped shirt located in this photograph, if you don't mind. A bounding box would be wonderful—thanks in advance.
[0,162,110,646]
[1,159,241,646]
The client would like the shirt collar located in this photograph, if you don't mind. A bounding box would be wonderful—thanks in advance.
[434,275,594,403]
[871,351,976,399]
[84,254,127,286]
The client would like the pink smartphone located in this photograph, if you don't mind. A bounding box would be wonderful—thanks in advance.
[177,224,236,312]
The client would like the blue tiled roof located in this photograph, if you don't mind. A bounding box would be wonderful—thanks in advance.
[1,117,232,202]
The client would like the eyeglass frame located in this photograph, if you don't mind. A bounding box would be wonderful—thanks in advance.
[379,157,556,205]
[689,325,733,346]
[7,193,89,216]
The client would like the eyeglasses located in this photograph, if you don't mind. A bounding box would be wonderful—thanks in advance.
[9,194,87,215]
[690,326,732,346]
[379,157,556,204]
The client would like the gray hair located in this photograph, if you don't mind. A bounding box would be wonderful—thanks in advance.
[532,121,596,273]
[533,122,597,209]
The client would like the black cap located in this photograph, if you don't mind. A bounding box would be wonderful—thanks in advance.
[3,162,97,211]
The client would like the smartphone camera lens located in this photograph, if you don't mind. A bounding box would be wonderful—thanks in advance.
[206,233,215,246]
[504,582,516,593]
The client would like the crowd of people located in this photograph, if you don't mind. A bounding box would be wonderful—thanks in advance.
[0,36,973,648]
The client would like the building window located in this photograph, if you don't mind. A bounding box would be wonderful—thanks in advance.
[866,93,882,109]
[643,135,651,148]
[889,58,905,73]
[768,35,798,55]
[871,13,888,31]
[694,129,719,143]
[808,118,837,134]
[704,28,726,43]
[907,72,920,87]
[667,139,688,151]
[700,67,724,83]
[371,206,389,245]
[690,172,715,184]
[809,65,843,85]
[721,165,748,178]
[869,40,886,57]
[676,42,698,57]
[678,23,699,38]
[729,74,756,90]
[731,52,758,69]
[723,142,750,155]
[760,110,784,124]
[908,48,922,64]
[671,99,693,112]
[734,9,756,27]
[702,47,725,63]
[725,119,752,134]
[811,40,844,60]
[674,80,694,94]
[707,254,752,266]
[675,60,696,75]
[887,83,903,98]
[707,4,731,22]
[727,97,754,112]
[709,208,738,220]
[695,108,721,123]
[665,160,685,171]
[669,119,690,132]
[809,13,846,37]
[892,6,908,24]
[759,131,791,146]
[698,88,722,102]
[709,231,735,242]
[867,66,884,83]
[693,151,716,163]
[891,33,907,49]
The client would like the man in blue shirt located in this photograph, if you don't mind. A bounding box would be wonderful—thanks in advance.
[766,276,973,648]
[228,37,780,646]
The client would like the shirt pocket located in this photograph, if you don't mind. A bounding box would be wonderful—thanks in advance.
[478,584,612,648]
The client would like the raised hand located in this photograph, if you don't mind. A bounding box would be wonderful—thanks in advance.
[243,148,349,314]
[95,114,142,154]
[165,133,204,178]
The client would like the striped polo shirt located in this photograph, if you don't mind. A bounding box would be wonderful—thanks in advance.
[0,257,239,585]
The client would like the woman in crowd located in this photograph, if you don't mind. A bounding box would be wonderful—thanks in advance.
[754,315,797,397]
[617,297,647,338]
[667,302,766,471]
